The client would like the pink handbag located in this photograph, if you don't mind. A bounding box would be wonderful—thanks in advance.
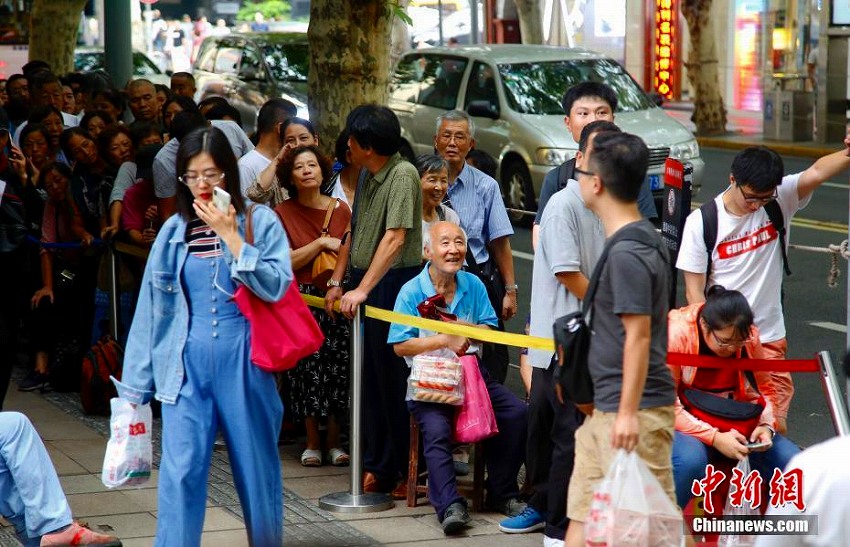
[233,206,324,372]
[453,354,498,443]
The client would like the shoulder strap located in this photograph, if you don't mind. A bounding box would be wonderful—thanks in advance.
[244,204,258,246]
[582,224,663,316]
[320,198,337,235]
[557,158,575,190]
[699,199,719,280]
[764,200,791,276]
[436,205,446,221]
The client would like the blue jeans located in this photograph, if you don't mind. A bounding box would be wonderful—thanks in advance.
[0,412,72,546]
[671,430,801,508]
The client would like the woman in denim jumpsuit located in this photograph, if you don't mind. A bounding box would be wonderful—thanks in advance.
[113,127,292,546]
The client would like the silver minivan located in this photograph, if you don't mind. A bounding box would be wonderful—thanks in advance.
[389,44,703,218]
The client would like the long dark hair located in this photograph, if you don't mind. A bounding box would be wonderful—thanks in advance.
[174,126,246,221]
[700,285,754,341]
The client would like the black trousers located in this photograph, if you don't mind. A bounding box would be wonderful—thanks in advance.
[525,357,583,540]
[350,265,420,481]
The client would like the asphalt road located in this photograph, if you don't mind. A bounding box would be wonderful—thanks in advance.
[502,147,849,449]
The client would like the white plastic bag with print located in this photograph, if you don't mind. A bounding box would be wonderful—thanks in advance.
[584,449,683,546]
[101,398,152,488]
[718,457,759,547]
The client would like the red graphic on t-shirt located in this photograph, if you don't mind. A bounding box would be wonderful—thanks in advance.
[716,224,778,259]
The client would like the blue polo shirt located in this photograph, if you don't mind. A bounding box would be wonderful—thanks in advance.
[445,163,514,264]
[388,264,498,364]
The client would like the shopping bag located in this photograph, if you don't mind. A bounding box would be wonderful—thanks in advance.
[101,398,152,488]
[718,457,760,547]
[585,449,682,546]
[453,354,498,443]
[407,352,464,405]
[234,204,324,372]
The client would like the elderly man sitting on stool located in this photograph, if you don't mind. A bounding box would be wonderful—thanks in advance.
[388,221,527,535]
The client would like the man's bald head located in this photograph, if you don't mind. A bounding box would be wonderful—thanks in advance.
[425,221,468,274]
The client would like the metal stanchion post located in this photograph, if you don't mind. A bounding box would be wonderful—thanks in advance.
[108,243,119,341]
[319,304,393,512]
[817,351,850,436]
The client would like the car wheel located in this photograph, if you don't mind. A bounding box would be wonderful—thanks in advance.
[500,160,535,225]
[399,141,415,163]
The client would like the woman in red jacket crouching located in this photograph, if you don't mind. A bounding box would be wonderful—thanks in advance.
[668,285,800,510]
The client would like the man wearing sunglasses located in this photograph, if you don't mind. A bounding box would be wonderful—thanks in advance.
[676,140,850,434]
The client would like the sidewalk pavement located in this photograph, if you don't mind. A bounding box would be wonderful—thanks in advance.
[662,103,844,159]
[1,368,541,547]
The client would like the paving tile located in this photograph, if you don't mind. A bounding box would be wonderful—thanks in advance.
[115,488,160,513]
[43,444,87,475]
[201,507,245,531]
[80,512,158,539]
[48,439,108,473]
[116,538,156,547]
[58,473,109,495]
[66,491,148,517]
[32,418,104,442]
[284,475,359,500]
[332,502,436,521]
[198,529,251,546]
[345,515,445,543]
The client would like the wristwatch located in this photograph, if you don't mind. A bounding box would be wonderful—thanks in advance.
[327,279,342,288]
[759,424,776,439]
[504,284,519,293]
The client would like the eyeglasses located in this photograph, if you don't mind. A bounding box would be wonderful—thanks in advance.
[710,329,751,348]
[178,171,225,186]
[738,186,777,205]
[574,167,596,178]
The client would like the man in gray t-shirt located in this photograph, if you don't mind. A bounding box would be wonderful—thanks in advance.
[564,131,677,545]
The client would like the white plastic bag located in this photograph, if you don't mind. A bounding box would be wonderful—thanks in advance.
[407,351,464,405]
[718,457,759,547]
[585,449,683,547]
[101,398,152,488]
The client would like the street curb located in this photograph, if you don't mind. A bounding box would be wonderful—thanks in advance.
[697,136,838,159]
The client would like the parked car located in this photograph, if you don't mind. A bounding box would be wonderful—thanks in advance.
[193,32,309,134]
[389,44,704,219]
[73,48,171,86]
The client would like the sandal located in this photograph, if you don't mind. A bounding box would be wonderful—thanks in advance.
[301,448,322,467]
[327,447,350,466]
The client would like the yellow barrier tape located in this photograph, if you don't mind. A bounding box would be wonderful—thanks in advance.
[300,293,556,352]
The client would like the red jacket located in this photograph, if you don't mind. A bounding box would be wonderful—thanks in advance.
[667,303,777,445]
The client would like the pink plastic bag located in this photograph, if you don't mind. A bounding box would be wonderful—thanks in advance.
[453,354,498,443]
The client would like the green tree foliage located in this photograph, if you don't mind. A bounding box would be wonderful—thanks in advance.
[237,1,291,21]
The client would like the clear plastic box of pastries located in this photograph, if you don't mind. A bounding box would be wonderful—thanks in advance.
[407,353,465,405]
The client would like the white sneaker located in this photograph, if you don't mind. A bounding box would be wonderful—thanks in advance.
[543,535,564,547]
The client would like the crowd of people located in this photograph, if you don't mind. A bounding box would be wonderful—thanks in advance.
[0,53,847,546]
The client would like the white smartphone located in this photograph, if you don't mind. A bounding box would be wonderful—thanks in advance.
[746,440,771,450]
[212,187,231,214]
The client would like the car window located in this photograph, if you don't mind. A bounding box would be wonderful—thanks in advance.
[390,55,423,103]
[74,52,100,73]
[132,52,160,76]
[464,61,498,109]
[418,54,467,109]
[196,41,217,72]
[239,44,264,80]
[261,42,309,82]
[214,46,242,76]
[498,59,653,115]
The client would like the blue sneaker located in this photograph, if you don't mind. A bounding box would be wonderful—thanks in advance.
[498,505,545,534]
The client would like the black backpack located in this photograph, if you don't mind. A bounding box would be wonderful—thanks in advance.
[699,199,791,278]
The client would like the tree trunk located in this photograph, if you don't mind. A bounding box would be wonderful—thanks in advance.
[682,0,727,136]
[29,0,88,76]
[513,0,544,44]
[308,0,395,157]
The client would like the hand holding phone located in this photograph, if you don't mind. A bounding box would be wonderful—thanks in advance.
[746,440,772,451]
[212,187,231,214]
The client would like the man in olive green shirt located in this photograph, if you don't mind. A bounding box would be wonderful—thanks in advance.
[326,105,422,496]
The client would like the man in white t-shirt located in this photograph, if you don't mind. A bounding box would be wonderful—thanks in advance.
[237,98,295,197]
[676,141,850,433]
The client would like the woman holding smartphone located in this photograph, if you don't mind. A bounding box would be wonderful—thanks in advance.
[667,285,800,511]
[114,126,292,546]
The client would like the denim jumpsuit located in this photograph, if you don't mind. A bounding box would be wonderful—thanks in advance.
[114,208,291,547]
